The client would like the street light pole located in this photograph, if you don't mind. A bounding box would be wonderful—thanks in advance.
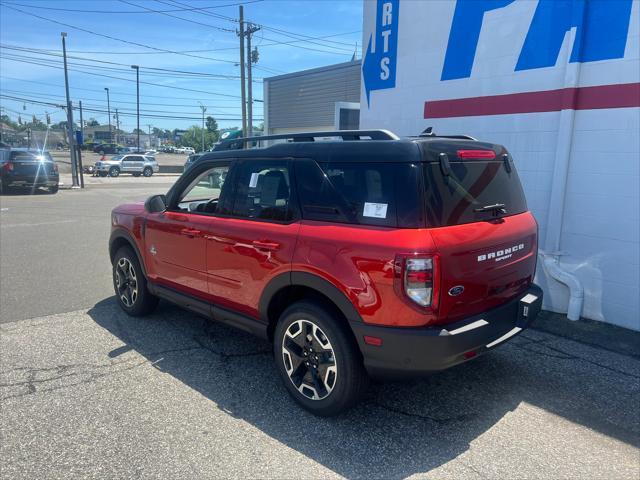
[104,87,112,143]
[79,100,84,141]
[114,108,120,144]
[147,124,152,148]
[131,65,140,152]
[198,102,206,152]
[245,23,260,139]
[61,32,79,188]
[238,6,247,139]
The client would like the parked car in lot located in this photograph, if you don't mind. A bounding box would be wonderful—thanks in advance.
[183,152,204,171]
[95,154,159,177]
[109,129,542,416]
[175,146,195,155]
[0,148,59,194]
[93,143,120,155]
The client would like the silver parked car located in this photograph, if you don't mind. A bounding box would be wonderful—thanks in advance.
[95,154,159,177]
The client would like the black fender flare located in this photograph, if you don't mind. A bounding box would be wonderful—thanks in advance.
[109,228,147,277]
[258,271,364,326]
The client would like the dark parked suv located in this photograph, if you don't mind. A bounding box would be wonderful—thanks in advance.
[109,130,542,415]
[0,148,59,194]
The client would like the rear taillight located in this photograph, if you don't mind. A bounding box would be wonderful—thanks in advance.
[3,162,14,172]
[53,163,59,172]
[394,254,439,311]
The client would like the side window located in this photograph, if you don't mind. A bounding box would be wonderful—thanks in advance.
[128,156,144,162]
[231,160,292,221]
[295,159,399,227]
[175,164,231,215]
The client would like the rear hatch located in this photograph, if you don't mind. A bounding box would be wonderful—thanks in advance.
[10,151,57,177]
[420,140,537,324]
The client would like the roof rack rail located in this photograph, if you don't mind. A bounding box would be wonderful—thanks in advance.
[216,129,399,150]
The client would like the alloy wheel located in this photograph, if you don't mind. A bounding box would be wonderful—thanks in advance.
[115,257,138,307]
[282,319,337,400]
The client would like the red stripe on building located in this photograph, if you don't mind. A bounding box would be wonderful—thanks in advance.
[424,83,640,118]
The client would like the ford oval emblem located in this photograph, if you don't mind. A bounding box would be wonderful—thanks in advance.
[448,285,465,297]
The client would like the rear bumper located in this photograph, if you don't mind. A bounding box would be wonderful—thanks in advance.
[352,284,543,379]
[2,174,59,187]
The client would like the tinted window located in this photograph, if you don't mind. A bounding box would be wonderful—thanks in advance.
[423,159,527,227]
[232,160,292,221]
[177,164,231,215]
[295,160,403,227]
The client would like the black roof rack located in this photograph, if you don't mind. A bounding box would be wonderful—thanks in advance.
[215,129,400,150]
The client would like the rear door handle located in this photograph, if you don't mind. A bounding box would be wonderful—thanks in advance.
[180,228,201,238]
[252,240,280,251]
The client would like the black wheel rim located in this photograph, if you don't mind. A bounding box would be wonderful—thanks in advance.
[282,319,337,400]
[114,257,138,307]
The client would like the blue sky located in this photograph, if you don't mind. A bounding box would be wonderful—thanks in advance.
[0,0,363,132]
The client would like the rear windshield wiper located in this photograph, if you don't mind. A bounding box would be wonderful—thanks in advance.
[474,203,507,215]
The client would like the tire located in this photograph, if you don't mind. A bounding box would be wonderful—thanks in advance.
[274,301,369,416]
[112,246,158,316]
[143,167,153,177]
[109,166,120,177]
[48,185,59,194]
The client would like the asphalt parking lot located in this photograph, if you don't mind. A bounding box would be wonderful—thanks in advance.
[1,179,639,479]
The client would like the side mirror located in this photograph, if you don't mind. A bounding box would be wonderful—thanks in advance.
[144,194,167,213]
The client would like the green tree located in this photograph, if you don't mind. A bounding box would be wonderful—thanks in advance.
[132,128,145,135]
[205,115,218,134]
[86,118,100,127]
[179,125,219,151]
[0,114,19,130]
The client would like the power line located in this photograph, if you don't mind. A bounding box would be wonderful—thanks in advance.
[0,56,262,101]
[1,94,263,121]
[0,89,263,111]
[1,44,264,81]
[0,76,247,102]
[1,4,241,65]
[163,0,360,49]
[118,0,235,33]
[157,0,354,55]
[1,1,263,14]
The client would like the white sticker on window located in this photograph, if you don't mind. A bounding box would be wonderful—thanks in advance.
[249,172,259,188]
[363,202,388,219]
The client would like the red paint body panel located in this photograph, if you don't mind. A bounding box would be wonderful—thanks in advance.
[204,216,300,318]
[293,221,438,327]
[112,207,537,328]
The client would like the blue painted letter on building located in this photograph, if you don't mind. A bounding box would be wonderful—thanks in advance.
[363,0,400,107]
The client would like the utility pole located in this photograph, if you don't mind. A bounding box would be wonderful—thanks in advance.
[114,108,120,144]
[61,32,79,188]
[245,23,260,139]
[147,124,152,148]
[237,6,247,139]
[198,102,206,152]
[104,87,112,143]
[79,100,84,141]
[131,65,140,152]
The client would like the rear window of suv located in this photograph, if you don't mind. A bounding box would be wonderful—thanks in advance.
[423,157,527,227]
[295,159,421,228]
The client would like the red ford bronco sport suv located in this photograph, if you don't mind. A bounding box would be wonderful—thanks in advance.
[109,130,542,416]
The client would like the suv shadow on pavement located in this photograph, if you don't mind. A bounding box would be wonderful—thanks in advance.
[88,297,639,478]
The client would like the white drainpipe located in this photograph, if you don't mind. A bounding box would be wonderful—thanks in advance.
[542,255,584,321]
[541,24,585,321]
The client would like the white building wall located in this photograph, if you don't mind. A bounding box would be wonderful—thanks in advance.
[360,0,640,330]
